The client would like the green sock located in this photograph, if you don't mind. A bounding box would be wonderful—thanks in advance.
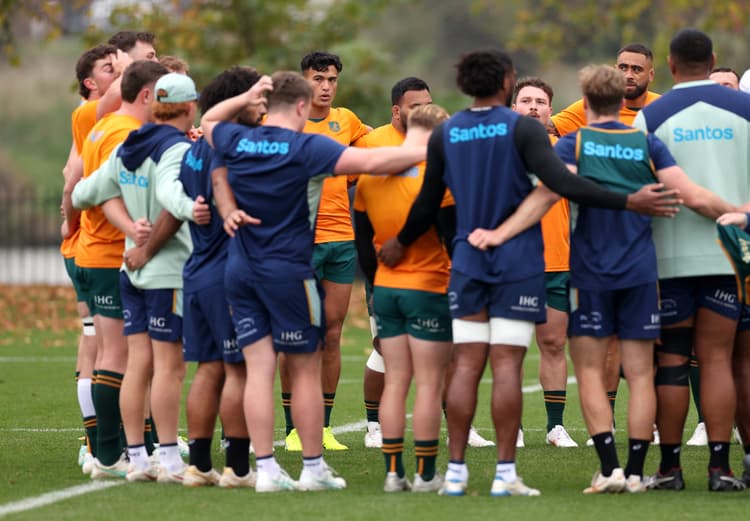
[383,437,405,478]
[365,400,379,423]
[84,415,98,458]
[92,370,124,465]
[415,439,439,481]
[543,390,566,432]
[689,357,703,423]
[324,393,336,427]
[282,392,294,435]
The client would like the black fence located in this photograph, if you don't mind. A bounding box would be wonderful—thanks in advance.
[0,185,70,284]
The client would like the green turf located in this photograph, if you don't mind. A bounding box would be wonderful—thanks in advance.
[0,315,747,520]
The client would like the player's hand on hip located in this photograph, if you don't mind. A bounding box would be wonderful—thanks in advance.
[223,209,261,237]
[468,228,504,250]
[626,183,682,217]
[378,237,404,267]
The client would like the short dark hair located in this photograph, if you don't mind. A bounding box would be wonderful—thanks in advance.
[711,67,740,82]
[669,29,713,73]
[300,51,343,73]
[268,71,312,110]
[456,49,514,98]
[76,44,117,99]
[390,77,430,106]
[199,66,262,115]
[513,77,553,104]
[120,60,168,103]
[617,43,654,62]
[108,30,155,53]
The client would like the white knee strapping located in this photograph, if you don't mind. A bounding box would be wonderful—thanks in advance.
[452,319,490,344]
[366,349,385,373]
[77,378,96,417]
[82,316,95,336]
[489,317,535,348]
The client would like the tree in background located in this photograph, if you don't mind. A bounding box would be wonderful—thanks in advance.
[81,0,394,125]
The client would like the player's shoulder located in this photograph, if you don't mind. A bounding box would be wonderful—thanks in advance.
[332,106,362,121]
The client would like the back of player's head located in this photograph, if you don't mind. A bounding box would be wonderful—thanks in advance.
[199,66,261,115]
[268,71,313,109]
[407,104,449,131]
[579,65,625,116]
[513,77,554,104]
[617,43,654,62]
[391,77,430,106]
[300,51,343,73]
[76,44,117,99]
[120,60,168,103]
[159,55,189,74]
[456,49,514,99]
[669,29,713,73]
[108,30,156,53]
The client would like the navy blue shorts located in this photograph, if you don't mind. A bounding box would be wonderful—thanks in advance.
[119,271,182,342]
[448,271,546,322]
[659,275,740,325]
[737,305,750,332]
[183,284,242,364]
[568,282,660,340]
[226,277,325,354]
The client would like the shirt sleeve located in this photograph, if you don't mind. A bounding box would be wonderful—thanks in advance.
[553,134,577,165]
[72,145,122,209]
[211,121,242,159]
[647,134,677,170]
[155,142,195,222]
[304,134,348,177]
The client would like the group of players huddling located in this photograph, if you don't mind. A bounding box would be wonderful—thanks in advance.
[59,26,750,496]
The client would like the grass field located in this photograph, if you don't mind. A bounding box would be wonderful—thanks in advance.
[1,285,747,520]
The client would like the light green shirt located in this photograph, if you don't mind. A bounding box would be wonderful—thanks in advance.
[633,80,750,278]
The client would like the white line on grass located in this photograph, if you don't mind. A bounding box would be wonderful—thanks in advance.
[1,375,576,514]
[0,481,124,518]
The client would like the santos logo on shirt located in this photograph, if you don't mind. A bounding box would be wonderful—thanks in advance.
[236,138,290,155]
[449,122,508,143]
[184,150,203,171]
[582,141,644,161]
[673,126,733,143]
[119,170,149,187]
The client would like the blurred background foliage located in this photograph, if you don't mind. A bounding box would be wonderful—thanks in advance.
[1,0,749,191]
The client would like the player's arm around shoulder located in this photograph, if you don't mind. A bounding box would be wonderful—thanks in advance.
[71,147,122,209]
[155,142,200,222]
[657,164,735,219]
[333,145,425,176]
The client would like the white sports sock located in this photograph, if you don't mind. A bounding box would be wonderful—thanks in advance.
[159,444,183,473]
[303,455,324,476]
[77,378,95,417]
[495,461,517,483]
[256,455,280,476]
[127,445,149,470]
[446,461,468,481]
